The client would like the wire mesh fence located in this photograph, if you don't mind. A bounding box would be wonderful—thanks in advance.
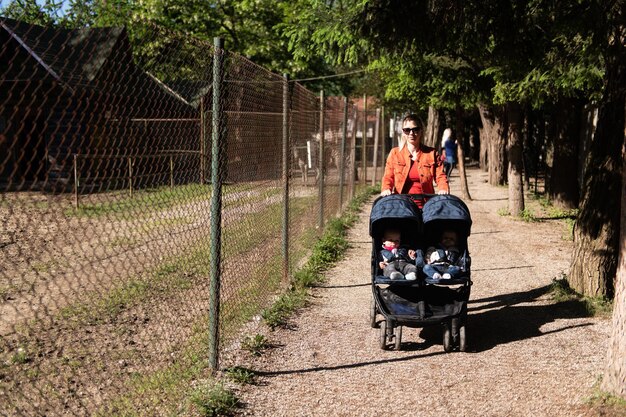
[0,17,379,415]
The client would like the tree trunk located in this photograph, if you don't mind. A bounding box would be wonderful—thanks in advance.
[483,104,507,186]
[455,103,471,200]
[601,131,626,398]
[522,109,532,191]
[478,126,488,171]
[543,112,556,195]
[579,104,598,198]
[535,111,546,194]
[424,106,441,148]
[569,44,625,299]
[477,104,497,173]
[507,102,524,215]
[550,97,583,209]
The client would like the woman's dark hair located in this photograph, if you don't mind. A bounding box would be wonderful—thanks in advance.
[402,114,424,130]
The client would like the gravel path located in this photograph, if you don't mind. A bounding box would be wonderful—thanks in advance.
[230,167,612,417]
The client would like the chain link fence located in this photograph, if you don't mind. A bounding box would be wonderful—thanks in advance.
[0,17,382,415]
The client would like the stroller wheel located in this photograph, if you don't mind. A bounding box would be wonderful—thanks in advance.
[459,324,467,352]
[443,322,453,353]
[370,298,379,328]
[379,320,389,350]
[394,326,403,350]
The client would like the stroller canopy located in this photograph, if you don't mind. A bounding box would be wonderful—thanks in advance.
[422,195,472,236]
[369,194,422,238]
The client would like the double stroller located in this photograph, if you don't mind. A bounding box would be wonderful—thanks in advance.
[369,194,472,351]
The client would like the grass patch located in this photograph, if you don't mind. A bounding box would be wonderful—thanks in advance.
[520,208,537,222]
[20,184,375,415]
[261,185,377,329]
[562,217,575,240]
[497,207,509,216]
[262,288,309,329]
[97,252,288,415]
[550,277,613,317]
[586,388,626,415]
[224,366,256,385]
[546,207,578,241]
[0,284,18,301]
[68,182,278,220]
[10,347,30,365]
[108,236,137,248]
[224,183,283,205]
[59,250,205,325]
[190,381,240,417]
[241,334,269,357]
[526,192,578,239]
[69,183,211,218]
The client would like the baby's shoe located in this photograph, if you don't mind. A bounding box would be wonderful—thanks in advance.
[432,272,442,279]
[390,272,404,280]
[442,273,452,279]
[405,272,417,281]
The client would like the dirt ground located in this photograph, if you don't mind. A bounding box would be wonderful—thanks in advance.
[226,167,618,417]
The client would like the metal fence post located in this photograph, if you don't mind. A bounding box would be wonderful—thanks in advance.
[170,155,174,189]
[128,157,133,197]
[350,107,357,200]
[371,108,380,186]
[318,90,325,230]
[209,36,224,371]
[282,74,290,282]
[73,154,79,209]
[338,96,348,211]
[381,106,387,174]
[200,97,206,184]
[361,94,367,184]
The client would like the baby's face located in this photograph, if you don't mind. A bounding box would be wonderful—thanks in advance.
[441,231,457,247]
[383,232,401,249]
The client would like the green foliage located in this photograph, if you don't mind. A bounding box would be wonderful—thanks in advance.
[261,288,308,329]
[240,334,269,357]
[0,0,59,25]
[190,381,240,417]
[224,366,256,385]
[497,207,510,216]
[2,0,614,110]
[1,0,353,91]
[280,0,370,66]
[520,208,537,222]
[550,278,613,317]
[261,185,377,329]
[586,383,626,412]
[10,347,29,365]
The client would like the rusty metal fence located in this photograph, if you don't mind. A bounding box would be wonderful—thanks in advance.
[0,17,383,415]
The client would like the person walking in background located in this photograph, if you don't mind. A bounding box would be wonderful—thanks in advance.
[442,128,457,178]
[380,114,449,207]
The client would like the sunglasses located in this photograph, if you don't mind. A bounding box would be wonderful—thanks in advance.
[402,127,421,135]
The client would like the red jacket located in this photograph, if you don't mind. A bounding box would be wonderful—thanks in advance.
[381,145,449,195]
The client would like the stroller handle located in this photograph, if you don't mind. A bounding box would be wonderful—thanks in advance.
[408,193,437,201]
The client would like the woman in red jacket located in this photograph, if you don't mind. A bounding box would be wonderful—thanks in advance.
[380,114,449,207]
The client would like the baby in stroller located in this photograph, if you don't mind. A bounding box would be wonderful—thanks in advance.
[378,228,418,281]
[417,194,472,285]
[423,229,463,280]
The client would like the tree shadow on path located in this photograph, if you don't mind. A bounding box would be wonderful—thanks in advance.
[464,285,595,353]
[253,350,446,377]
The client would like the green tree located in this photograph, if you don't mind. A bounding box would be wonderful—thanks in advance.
[0,0,61,25]
[284,0,622,296]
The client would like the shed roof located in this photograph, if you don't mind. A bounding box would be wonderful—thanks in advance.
[1,17,125,86]
[0,17,207,111]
